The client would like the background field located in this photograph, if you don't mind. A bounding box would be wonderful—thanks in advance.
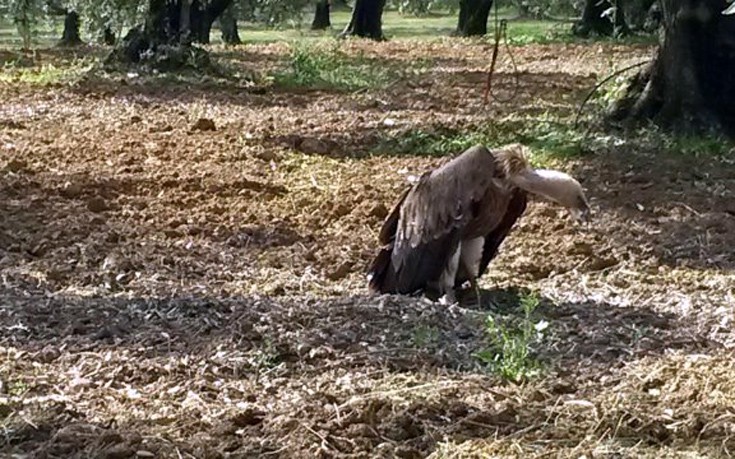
[0,11,734,459]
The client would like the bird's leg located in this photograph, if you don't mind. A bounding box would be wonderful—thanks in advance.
[457,238,484,307]
[468,275,481,307]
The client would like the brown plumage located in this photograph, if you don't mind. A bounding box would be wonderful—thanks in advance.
[367,144,590,302]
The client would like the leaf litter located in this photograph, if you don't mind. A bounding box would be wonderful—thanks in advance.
[0,40,733,458]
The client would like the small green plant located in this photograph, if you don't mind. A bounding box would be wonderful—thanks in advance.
[7,380,28,396]
[411,323,439,348]
[0,58,95,86]
[474,291,547,382]
[273,42,394,91]
[254,338,280,369]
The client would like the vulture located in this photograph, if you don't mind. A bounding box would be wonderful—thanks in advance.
[367,144,590,303]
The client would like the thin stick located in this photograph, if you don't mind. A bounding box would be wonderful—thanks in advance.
[300,422,338,451]
[573,60,650,129]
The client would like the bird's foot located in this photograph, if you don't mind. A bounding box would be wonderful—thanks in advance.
[438,290,458,305]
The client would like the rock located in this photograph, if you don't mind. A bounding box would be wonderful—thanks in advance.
[191,118,216,132]
[60,182,84,198]
[296,137,331,155]
[369,203,389,219]
[100,444,135,459]
[586,256,618,271]
[106,231,121,243]
[230,407,266,427]
[87,196,108,213]
[332,203,351,218]
[395,446,422,459]
[256,149,278,161]
[346,423,376,438]
[328,261,353,281]
[571,241,594,256]
[36,345,61,363]
[4,159,27,173]
[0,119,26,129]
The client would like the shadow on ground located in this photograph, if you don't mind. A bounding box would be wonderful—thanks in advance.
[0,285,720,457]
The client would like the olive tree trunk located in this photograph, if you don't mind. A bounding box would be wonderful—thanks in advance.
[456,0,494,37]
[102,26,116,45]
[572,0,629,37]
[110,0,231,65]
[610,0,735,134]
[625,0,657,30]
[312,0,332,30]
[58,10,83,46]
[341,0,386,40]
[219,2,241,44]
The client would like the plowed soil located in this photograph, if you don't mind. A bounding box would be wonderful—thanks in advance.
[1,39,734,458]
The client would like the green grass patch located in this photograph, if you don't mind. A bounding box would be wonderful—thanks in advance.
[636,127,735,158]
[235,11,575,45]
[411,323,440,348]
[474,291,547,382]
[0,56,95,85]
[272,41,395,91]
[0,11,657,49]
[371,114,587,166]
[504,20,569,45]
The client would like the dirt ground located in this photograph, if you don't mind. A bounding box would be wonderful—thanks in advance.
[1,39,734,458]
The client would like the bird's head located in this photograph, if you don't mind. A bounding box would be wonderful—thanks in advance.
[514,169,592,224]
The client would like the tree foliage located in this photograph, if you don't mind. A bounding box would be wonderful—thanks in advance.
[0,0,314,46]
[239,0,311,28]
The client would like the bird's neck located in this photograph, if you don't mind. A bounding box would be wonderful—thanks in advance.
[510,169,572,205]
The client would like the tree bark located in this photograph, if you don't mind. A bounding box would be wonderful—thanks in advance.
[341,0,386,40]
[58,10,83,46]
[610,0,735,134]
[110,0,232,64]
[219,2,241,44]
[102,26,116,45]
[312,0,332,30]
[572,0,629,37]
[455,0,494,37]
[625,0,657,30]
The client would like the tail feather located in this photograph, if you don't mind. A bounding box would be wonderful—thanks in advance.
[367,245,396,293]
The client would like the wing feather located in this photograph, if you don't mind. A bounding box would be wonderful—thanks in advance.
[477,189,528,278]
[389,145,501,293]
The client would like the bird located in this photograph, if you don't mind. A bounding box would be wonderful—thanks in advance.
[367,143,591,304]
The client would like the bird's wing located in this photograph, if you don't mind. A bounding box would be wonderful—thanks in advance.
[377,186,412,246]
[390,145,500,293]
[477,188,528,278]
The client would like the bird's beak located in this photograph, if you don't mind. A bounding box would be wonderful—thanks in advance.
[571,207,591,225]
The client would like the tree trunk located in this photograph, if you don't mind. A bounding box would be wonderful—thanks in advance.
[180,0,192,44]
[455,0,494,37]
[517,2,530,17]
[219,2,241,44]
[58,10,83,46]
[341,0,386,40]
[625,0,657,30]
[312,0,332,30]
[109,0,231,65]
[102,27,116,45]
[610,0,735,134]
[572,0,629,37]
[642,0,663,32]
[191,7,216,44]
